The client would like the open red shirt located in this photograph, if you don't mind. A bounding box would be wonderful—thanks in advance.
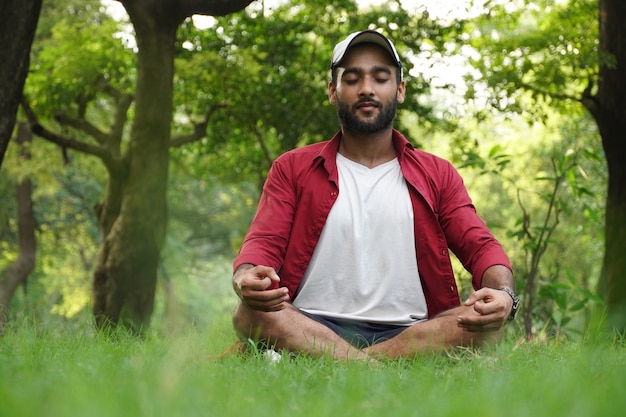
[234,130,512,317]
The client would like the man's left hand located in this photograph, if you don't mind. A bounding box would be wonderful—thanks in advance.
[456,288,512,332]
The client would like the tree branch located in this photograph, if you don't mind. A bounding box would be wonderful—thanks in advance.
[103,84,134,152]
[580,77,601,122]
[518,81,582,103]
[182,0,255,17]
[118,0,254,28]
[250,119,274,169]
[54,114,109,145]
[170,104,227,148]
[21,97,119,170]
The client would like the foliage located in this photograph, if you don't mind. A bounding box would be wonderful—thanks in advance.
[27,4,136,119]
[435,0,626,334]
[172,0,454,180]
[1,138,102,322]
[538,268,604,333]
[460,0,598,120]
[1,0,608,336]
[455,108,605,339]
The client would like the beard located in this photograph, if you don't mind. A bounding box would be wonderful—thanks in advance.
[336,96,398,134]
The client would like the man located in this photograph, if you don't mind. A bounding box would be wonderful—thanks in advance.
[231,30,518,360]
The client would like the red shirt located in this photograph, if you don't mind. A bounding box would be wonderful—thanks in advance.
[234,130,512,317]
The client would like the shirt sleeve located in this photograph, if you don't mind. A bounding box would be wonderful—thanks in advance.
[437,161,512,289]
[233,157,297,273]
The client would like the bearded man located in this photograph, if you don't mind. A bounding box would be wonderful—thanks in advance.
[231,30,518,360]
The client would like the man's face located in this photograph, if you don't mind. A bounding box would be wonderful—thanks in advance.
[329,44,405,134]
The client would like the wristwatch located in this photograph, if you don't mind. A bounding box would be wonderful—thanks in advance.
[500,287,520,321]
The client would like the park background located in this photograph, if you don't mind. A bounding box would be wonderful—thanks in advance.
[0,1,624,416]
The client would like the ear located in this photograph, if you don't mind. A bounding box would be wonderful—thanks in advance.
[328,81,337,104]
[396,79,406,104]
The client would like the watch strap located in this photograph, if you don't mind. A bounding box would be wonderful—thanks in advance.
[501,287,520,321]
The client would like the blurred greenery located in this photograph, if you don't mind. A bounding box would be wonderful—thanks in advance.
[0,0,608,339]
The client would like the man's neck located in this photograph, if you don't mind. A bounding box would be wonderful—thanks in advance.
[338,127,396,169]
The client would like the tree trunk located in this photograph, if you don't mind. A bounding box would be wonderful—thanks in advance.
[0,0,42,167]
[586,0,626,333]
[0,123,37,332]
[91,0,254,332]
[92,11,176,333]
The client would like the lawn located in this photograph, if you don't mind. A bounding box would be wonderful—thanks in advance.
[1,317,624,417]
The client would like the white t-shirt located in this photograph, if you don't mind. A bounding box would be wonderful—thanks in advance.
[292,153,428,325]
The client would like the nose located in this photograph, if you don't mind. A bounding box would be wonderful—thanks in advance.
[359,77,375,97]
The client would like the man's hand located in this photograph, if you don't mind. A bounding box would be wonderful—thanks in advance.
[232,264,290,312]
[456,288,513,332]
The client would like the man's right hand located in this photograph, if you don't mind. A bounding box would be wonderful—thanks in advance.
[232,264,290,311]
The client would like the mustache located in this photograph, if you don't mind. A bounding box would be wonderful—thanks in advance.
[354,98,381,109]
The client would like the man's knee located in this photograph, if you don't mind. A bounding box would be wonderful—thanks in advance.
[232,303,258,339]
[233,303,303,343]
[232,303,285,341]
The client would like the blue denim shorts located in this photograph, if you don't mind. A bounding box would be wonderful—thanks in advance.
[300,310,407,349]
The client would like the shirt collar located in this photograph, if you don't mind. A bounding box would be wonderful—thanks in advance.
[315,129,415,174]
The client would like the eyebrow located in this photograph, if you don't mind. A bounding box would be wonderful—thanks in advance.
[341,65,393,77]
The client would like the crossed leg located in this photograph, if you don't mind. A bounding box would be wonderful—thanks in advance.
[364,307,503,358]
[232,303,503,360]
[232,303,368,360]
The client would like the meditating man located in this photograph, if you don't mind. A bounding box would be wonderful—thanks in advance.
[231,30,518,360]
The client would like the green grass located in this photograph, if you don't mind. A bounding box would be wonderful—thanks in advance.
[1,318,624,417]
